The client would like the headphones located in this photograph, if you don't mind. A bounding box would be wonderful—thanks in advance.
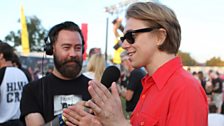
[44,21,85,55]
[44,34,85,56]
[44,36,53,55]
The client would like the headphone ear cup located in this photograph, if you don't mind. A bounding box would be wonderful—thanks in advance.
[82,44,84,54]
[44,37,53,55]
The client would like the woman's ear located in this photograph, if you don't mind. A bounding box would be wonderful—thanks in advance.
[156,28,167,46]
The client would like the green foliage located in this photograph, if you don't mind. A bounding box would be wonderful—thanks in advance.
[206,57,224,66]
[177,50,198,66]
[4,16,47,52]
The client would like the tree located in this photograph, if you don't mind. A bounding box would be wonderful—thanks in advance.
[206,57,224,66]
[4,16,47,52]
[177,50,198,66]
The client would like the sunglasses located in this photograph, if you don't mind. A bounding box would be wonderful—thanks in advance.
[120,27,160,44]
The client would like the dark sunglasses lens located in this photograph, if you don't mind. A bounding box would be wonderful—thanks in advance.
[126,32,134,44]
[120,37,125,42]
[120,32,135,44]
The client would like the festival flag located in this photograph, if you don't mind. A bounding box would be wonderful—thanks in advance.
[81,23,88,60]
[20,4,30,55]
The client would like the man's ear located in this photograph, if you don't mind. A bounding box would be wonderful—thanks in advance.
[156,28,167,46]
[52,44,56,55]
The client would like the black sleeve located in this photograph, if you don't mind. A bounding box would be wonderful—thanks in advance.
[20,80,43,121]
[21,67,32,82]
[127,69,145,91]
[0,67,6,85]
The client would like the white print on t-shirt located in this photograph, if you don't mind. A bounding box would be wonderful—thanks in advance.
[54,95,81,116]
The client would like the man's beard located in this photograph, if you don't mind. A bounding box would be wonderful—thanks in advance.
[54,55,83,79]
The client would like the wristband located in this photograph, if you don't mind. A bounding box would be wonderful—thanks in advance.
[58,114,66,126]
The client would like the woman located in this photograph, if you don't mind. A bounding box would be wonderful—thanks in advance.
[83,53,105,81]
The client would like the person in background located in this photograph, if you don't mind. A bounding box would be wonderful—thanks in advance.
[112,17,124,64]
[20,21,91,126]
[11,53,32,82]
[83,53,106,81]
[88,48,101,58]
[0,42,28,126]
[208,69,223,112]
[192,71,199,81]
[63,2,208,126]
[208,103,224,126]
[221,101,224,114]
[119,51,146,116]
[198,71,206,90]
[207,95,213,106]
[82,47,101,73]
[45,65,54,76]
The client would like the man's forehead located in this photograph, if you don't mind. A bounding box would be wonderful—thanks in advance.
[56,31,82,44]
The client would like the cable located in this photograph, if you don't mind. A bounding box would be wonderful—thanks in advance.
[42,52,46,77]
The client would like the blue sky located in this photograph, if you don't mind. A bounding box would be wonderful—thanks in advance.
[0,0,224,63]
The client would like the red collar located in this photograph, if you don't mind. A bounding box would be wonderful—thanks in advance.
[142,57,183,90]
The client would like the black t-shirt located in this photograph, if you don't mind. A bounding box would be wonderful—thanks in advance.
[20,73,91,123]
[126,68,146,112]
[212,77,223,93]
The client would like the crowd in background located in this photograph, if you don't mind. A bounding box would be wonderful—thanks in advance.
[188,68,224,125]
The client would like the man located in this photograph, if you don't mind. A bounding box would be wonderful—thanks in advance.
[63,2,208,126]
[119,51,145,114]
[20,21,91,126]
[0,42,28,126]
[208,70,223,112]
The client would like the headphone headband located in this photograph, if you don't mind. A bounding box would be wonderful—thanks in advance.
[44,21,85,55]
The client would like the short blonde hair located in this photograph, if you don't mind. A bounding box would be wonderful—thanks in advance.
[126,2,181,54]
[87,54,105,81]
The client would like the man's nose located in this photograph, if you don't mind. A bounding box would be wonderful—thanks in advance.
[121,40,130,50]
[69,48,78,57]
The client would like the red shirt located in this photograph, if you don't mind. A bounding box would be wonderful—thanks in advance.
[130,57,208,126]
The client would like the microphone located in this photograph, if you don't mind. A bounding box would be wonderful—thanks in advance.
[100,65,120,89]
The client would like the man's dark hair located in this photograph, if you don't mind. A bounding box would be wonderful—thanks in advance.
[0,42,14,61]
[11,53,22,68]
[47,21,85,54]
